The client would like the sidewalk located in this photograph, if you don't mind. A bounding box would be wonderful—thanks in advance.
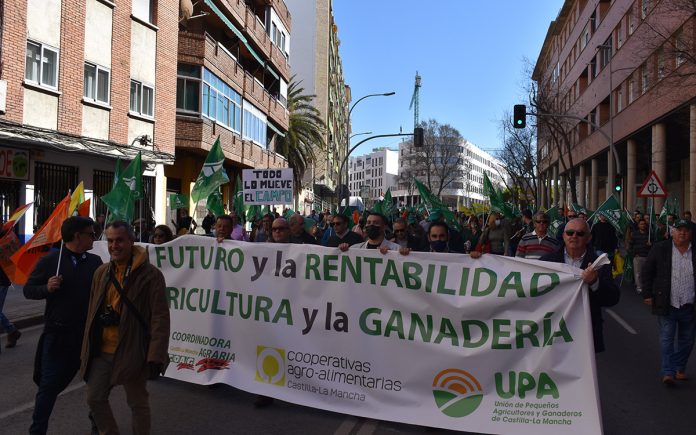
[2,285,44,330]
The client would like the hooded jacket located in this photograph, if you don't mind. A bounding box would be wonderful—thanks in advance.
[80,245,170,384]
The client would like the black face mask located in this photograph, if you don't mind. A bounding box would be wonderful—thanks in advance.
[365,225,381,240]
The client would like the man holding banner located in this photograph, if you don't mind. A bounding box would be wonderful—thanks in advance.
[24,217,102,435]
[541,218,620,352]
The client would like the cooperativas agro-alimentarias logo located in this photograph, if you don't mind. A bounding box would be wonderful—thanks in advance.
[255,346,285,386]
[432,368,483,417]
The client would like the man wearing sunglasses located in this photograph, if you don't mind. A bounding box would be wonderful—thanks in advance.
[642,219,696,386]
[541,218,620,353]
[326,214,363,247]
[515,212,560,260]
[24,216,103,434]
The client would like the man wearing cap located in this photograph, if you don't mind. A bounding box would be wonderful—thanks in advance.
[516,212,561,260]
[642,218,696,385]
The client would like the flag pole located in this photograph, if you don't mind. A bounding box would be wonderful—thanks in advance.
[139,199,143,242]
[56,240,64,276]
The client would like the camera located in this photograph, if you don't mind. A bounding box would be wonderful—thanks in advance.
[98,304,120,327]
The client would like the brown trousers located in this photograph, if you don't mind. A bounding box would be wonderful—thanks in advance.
[85,353,150,435]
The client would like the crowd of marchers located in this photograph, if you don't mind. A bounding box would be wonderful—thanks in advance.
[1,203,695,434]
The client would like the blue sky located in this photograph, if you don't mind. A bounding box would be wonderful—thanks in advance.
[332,0,564,156]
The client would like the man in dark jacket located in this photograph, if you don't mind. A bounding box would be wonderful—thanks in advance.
[81,220,170,434]
[327,214,363,247]
[541,218,620,353]
[289,213,318,245]
[24,216,102,435]
[642,219,696,385]
[591,215,618,258]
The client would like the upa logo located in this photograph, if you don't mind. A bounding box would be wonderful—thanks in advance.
[432,369,483,418]
[255,346,285,386]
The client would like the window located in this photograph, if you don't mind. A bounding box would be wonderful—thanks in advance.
[243,104,268,147]
[641,63,649,94]
[133,0,153,24]
[176,64,200,113]
[202,68,242,132]
[628,78,635,103]
[617,88,623,112]
[84,63,110,104]
[641,0,650,19]
[617,22,623,48]
[676,28,687,67]
[600,37,612,69]
[657,49,665,80]
[628,12,635,35]
[25,41,58,89]
[130,80,154,117]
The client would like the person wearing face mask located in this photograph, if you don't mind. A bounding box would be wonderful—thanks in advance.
[477,212,510,255]
[462,216,482,253]
[428,222,452,253]
[339,212,406,255]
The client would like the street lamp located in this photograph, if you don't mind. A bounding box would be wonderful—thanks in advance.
[341,92,395,209]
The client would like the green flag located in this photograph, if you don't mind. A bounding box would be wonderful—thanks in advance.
[169,194,188,210]
[206,190,225,216]
[413,179,459,230]
[382,189,396,222]
[121,152,143,201]
[191,137,229,204]
[102,154,143,223]
[658,196,679,224]
[570,203,593,216]
[231,175,246,220]
[482,173,513,219]
[590,196,631,233]
[482,172,496,198]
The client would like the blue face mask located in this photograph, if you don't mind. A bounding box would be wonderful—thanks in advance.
[430,240,448,252]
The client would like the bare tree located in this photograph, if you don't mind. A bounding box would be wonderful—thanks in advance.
[497,112,538,208]
[399,119,464,197]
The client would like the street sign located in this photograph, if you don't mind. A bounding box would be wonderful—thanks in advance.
[637,170,668,197]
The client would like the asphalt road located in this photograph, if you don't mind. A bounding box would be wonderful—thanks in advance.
[1,280,695,435]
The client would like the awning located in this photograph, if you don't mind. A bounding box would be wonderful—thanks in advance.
[203,0,277,81]
[267,121,285,138]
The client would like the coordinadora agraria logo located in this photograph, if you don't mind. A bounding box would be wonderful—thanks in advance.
[255,346,286,386]
[432,368,484,417]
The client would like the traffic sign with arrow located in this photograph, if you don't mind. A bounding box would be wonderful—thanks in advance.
[637,170,668,198]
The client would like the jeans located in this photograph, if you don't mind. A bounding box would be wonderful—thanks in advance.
[30,332,81,434]
[0,285,17,333]
[633,256,647,291]
[658,305,696,376]
[86,353,151,435]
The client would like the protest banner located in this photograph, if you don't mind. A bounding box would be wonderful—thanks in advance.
[92,237,602,434]
[242,168,293,205]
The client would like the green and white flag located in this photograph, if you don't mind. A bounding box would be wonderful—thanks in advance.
[232,175,246,220]
[170,194,189,210]
[101,153,143,223]
[191,137,229,204]
[206,190,225,217]
[590,196,631,233]
[658,196,679,224]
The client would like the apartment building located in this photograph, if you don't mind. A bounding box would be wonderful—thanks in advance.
[285,0,350,214]
[171,0,291,220]
[348,148,398,205]
[535,0,696,212]
[0,0,179,240]
[392,139,504,209]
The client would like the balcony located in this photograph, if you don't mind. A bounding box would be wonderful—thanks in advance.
[244,72,270,112]
[245,8,271,59]
[176,116,287,169]
[268,97,289,130]
[270,43,289,81]
[218,0,246,28]
[178,32,246,94]
[270,0,292,31]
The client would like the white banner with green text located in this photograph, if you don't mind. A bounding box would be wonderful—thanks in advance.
[93,236,602,434]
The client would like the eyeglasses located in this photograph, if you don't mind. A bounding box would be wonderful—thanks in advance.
[565,230,587,237]
[272,227,289,231]
[535,220,550,224]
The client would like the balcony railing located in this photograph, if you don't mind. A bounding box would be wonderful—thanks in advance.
[245,9,271,58]
[218,0,246,28]
[270,43,289,81]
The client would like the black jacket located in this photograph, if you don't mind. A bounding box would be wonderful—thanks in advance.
[642,240,696,316]
[327,231,364,248]
[540,248,620,352]
[24,248,103,333]
[290,230,318,245]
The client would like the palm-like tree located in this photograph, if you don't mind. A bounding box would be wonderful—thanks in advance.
[276,78,326,205]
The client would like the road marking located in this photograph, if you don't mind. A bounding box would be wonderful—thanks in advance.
[334,416,359,435]
[605,308,637,335]
[356,418,378,435]
[0,382,85,420]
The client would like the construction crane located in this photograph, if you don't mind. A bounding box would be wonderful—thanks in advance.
[409,72,421,130]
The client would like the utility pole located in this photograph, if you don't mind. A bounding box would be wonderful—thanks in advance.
[409,72,421,130]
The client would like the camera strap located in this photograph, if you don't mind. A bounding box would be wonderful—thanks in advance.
[108,262,151,339]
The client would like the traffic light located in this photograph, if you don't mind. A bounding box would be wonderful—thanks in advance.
[513,104,526,129]
[413,127,424,147]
